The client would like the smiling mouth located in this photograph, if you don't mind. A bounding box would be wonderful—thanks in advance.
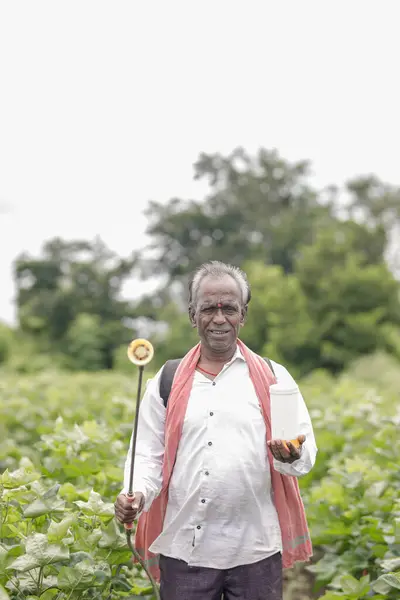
[208,330,229,335]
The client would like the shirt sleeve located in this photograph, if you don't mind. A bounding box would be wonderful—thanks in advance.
[121,366,166,512]
[269,362,318,478]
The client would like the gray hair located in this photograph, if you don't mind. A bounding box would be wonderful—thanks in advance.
[188,261,251,312]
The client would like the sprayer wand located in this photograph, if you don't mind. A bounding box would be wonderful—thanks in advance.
[124,338,160,600]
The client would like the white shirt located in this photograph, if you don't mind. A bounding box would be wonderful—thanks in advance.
[122,348,317,569]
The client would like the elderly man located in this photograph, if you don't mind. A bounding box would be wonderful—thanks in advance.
[115,261,317,600]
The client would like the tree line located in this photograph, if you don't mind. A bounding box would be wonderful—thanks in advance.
[1,147,400,376]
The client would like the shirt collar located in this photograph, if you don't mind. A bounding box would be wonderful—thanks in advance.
[227,344,246,365]
[198,342,246,367]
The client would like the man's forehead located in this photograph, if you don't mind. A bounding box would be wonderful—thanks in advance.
[197,275,241,297]
[198,289,240,301]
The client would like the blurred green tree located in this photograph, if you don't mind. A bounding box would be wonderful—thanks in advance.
[242,244,400,376]
[294,223,400,372]
[345,174,400,274]
[13,237,136,369]
[149,302,199,369]
[0,322,13,364]
[241,262,315,377]
[65,313,104,371]
[139,147,333,284]
[9,148,400,375]
[132,149,399,375]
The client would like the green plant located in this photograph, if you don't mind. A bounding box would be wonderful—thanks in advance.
[1,354,400,598]
[0,371,157,598]
[298,354,400,599]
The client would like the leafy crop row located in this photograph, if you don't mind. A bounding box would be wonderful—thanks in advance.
[1,355,400,599]
[0,372,154,599]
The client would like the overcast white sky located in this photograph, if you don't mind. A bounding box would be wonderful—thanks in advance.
[1,1,399,325]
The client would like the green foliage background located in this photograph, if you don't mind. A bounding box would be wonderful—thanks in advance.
[2,147,400,376]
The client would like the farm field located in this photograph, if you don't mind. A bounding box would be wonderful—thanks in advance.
[1,354,400,599]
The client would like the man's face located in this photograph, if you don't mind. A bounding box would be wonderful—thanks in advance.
[190,275,246,355]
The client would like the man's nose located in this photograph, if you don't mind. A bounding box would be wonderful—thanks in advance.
[212,309,226,324]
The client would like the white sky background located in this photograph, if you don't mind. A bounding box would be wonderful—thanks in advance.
[0,1,399,325]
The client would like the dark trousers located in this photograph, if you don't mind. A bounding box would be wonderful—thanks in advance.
[159,552,282,600]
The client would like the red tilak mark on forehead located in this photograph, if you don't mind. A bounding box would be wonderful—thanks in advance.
[217,302,223,308]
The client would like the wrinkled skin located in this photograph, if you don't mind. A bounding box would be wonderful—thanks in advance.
[190,274,246,365]
[267,435,306,463]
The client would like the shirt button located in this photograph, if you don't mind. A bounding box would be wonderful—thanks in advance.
[197,525,201,530]
[205,471,210,476]
[208,441,212,446]
[201,499,206,503]
[210,412,214,416]
[212,382,216,386]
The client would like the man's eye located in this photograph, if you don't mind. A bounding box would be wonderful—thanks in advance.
[224,307,237,315]
[202,307,214,314]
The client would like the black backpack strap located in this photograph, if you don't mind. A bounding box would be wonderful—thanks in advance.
[263,356,275,376]
[159,359,182,408]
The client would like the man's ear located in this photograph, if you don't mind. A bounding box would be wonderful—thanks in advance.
[188,307,197,328]
[240,305,248,326]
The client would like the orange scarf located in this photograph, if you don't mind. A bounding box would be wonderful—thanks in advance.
[135,340,312,582]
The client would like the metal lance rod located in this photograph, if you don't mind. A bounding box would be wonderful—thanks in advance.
[124,338,160,600]
[126,363,144,499]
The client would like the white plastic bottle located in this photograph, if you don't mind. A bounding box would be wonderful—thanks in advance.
[270,382,301,441]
